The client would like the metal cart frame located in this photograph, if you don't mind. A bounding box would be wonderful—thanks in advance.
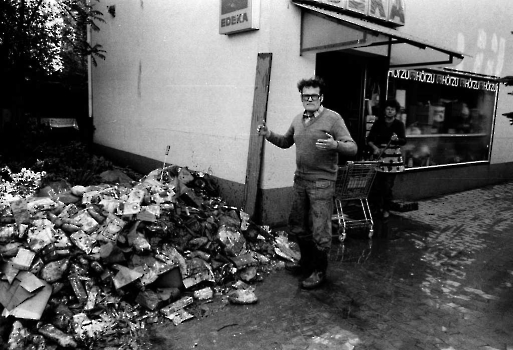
[332,161,379,242]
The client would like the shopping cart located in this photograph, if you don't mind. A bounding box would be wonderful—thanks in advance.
[332,161,379,243]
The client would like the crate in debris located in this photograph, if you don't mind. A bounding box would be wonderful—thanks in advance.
[390,200,418,212]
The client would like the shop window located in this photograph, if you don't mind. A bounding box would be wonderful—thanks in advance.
[387,69,498,169]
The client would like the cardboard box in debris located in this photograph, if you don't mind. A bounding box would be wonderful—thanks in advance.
[0,165,299,349]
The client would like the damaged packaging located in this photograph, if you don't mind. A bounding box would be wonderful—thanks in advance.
[0,165,300,349]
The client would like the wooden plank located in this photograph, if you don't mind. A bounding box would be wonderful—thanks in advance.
[243,53,273,220]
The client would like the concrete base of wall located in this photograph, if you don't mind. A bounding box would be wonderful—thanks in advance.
[93,143,246,210]
[94,144,513,227]
[94,144,162,176]
[260,162,513,227]
[393,162,513,200]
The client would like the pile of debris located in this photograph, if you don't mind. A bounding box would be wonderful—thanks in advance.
[0,165,299,349]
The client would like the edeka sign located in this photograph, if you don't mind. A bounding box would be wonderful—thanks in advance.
[220,0,260,35]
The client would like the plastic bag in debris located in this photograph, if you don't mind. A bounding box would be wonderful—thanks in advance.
[26,221,56,253]
[38,180,81,205]
[130,254,176,287]
[72,209,99,234]
[156,244,188,278]
[70,230,96,254]
[217,225,246,257]
[96,213,125,242]
[99,242,126,265]
[7,320,30,350]
[99,169,134,184]
[229,251,260,269]
[193,286,213,301]
[228,289,258,305]
[40,258,69,283]
[51,302,74,331]
[182,258,215,289]
[166,309,194,326]
[135,288,177,311]
[72,313,111,341]
[274,231,301,263]
[0,242,22,259]
[26,197,57,213]
[131,232,151,254]
[0,224,18,243]
[239,266,258,282]
[9,199,30,226]
[111,264,143,289]
[240,210,250,231]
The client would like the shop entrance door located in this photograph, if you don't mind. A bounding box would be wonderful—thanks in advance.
[316,51,388,159]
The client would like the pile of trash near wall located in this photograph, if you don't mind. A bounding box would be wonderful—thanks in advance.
[0,165,298,349]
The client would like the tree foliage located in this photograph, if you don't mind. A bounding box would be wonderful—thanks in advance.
[0,0,105,122]
[0,0,105,76]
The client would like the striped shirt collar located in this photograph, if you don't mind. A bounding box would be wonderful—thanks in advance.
[303,105,324,119]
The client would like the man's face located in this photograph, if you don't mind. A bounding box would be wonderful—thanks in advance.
[301,86,322,113]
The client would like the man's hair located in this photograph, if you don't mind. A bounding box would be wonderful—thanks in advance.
[297,76,326,95]
[383,98,401,111]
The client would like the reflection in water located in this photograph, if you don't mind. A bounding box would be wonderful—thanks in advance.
[330,218,393,264]
[330,235,373,264]
[330,239,373,264]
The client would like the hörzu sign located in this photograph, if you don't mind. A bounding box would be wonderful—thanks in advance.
[389,69,498,92]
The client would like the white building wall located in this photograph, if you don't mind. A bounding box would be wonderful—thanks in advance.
[92,1,256,182]
[91,0,318,189]
[91,0,513,192]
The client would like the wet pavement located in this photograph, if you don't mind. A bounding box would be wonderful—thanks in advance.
[142,182,513,350]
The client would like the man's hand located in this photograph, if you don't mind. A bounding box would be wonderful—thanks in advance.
[257,122,270,137]
[391,133,398,141]
[316,133,337,151]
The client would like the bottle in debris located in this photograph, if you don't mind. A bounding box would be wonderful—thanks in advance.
[68,274,88,303]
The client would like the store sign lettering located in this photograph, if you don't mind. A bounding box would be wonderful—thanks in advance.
[221,13,249,27]
[314,0,405,26]
[388,70,498,92]
[219,0,260,35]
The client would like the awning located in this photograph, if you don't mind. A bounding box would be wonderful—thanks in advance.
[294,1,466,69]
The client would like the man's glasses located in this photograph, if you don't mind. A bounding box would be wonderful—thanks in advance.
[301,94,321,101]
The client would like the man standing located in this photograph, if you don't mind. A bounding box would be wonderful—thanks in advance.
[257,77,357,289]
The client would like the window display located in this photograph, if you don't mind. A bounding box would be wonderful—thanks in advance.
[386,69,498,168]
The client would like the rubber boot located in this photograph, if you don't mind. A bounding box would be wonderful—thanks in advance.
[301,246,328,289]
[285,238,313,276]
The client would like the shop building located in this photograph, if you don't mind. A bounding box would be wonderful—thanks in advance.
[90,0,513,226]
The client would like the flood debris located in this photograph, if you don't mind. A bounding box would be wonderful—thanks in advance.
[228,289,258,305]
[0,165,299,349]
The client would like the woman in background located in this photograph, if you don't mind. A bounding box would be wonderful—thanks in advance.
[367,99,406,218]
